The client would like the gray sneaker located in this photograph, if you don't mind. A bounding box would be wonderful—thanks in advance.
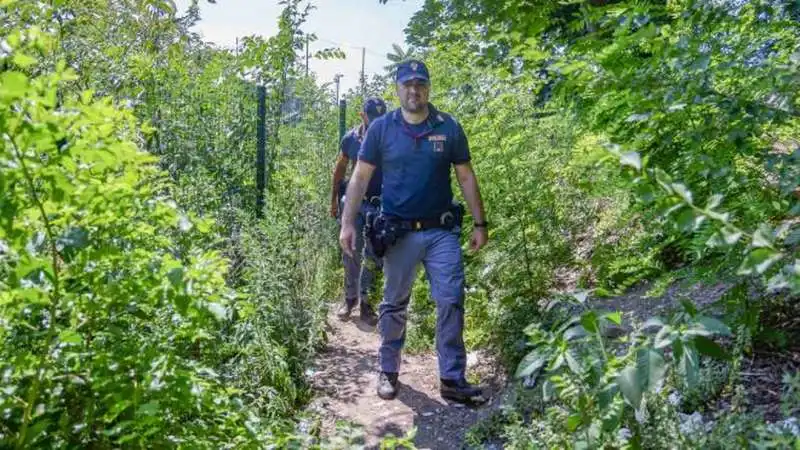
[377,372,398,400]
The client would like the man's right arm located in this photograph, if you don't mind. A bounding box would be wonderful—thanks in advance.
[339,161,375,256]
[330,153,349,218]
[341,161,375,228]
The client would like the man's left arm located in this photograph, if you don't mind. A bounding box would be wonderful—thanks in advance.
[454,162,488,251]
[451,120,487,251]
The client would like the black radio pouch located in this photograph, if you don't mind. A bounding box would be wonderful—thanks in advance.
[365,211,407,258]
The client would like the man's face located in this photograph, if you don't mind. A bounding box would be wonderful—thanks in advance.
[397,79,430,113]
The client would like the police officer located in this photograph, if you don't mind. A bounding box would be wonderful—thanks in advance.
[330,97,387,326]
[339,60,489,405]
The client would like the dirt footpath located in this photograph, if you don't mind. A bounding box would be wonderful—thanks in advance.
[306,311,504,449]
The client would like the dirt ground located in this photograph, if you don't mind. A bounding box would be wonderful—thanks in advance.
[306,280,798,448]
[306,311,505,449]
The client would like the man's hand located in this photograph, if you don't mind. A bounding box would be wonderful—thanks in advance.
[330,201,339,219]
[469,227,488,252]
[339,224,357,257]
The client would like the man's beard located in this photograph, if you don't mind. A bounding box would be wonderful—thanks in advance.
[402,96,426,113]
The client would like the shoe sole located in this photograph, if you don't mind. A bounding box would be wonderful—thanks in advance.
[441,391,488,406]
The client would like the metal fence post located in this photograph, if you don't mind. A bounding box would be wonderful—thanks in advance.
[338,99,346,144]
[256,85,266,218]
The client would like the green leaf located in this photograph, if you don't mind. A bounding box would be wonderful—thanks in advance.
[566,350,583,375]
[752,225,774,248]
[618,366,642,408]
[635,183,657,203]
[602,406,622,433]
[692,336,730,360]
[572,290,589,304]
[205,302,227,320]
[679,347,699,390]
[515,349,548,379]
[542,380,555,402]
[567,413,582,432]
[167,267,184,287]
[563,325,587,341]
[620,151,642,170]
[12,52,37,68]
[581,311,599,333]
[671,183,693,204]
[636,348,666,393]
[679,299,697,317]
[136,401,160,417]
[695,316,731,336]
[604,311,622,326]
[692,54,711,71]
[722,227,743,245]
[59,330,82,345]
[786,228,800,246]
[738,248,783,275]
[550,352,566,371]
[705,194,723,210]
[57,227,90,262]
[598,383,618,411]
[104,399,132,422]
[654,325,676,349]
[643,317,665,331]
[0,71,28,99]
[676,208,703,232]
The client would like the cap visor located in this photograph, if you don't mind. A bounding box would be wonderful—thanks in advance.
[397,74,430,83]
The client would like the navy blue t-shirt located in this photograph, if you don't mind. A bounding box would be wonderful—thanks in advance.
[358,105,470,219]
[341,126,382,198]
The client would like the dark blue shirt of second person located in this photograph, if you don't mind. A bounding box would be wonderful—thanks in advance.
[357,104,471,220]
[341,126,382,198]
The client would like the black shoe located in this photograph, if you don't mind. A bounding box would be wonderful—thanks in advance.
[359,301,378,327]
[440,378,488,405]
[377,372,398,400]
[336,298,357,320]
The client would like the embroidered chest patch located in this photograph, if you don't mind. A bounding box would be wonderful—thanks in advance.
[428,134,446,152]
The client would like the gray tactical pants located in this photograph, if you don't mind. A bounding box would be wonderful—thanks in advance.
[378,227,467,381]
[339,200,382,305]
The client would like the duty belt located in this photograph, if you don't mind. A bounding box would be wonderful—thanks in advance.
[400,210,458,231]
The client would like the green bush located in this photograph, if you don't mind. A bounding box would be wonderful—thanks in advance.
[0,29,265,448]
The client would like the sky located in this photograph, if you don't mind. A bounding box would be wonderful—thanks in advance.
[173,0,424,94]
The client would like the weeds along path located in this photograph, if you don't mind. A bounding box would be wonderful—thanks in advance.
[306,310,504,449]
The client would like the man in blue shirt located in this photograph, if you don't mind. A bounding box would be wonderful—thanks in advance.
[330,97,387,326]
[339,60,489,405]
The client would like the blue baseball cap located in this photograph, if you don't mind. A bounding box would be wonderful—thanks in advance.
[363,97,387,121]
[395,59,430,84]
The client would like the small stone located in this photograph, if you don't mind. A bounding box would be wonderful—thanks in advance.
[678,412,704,435]
[422,412,434,417]
[523,374,537,389]
[667,391,682,406]
[780,417,800,436]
